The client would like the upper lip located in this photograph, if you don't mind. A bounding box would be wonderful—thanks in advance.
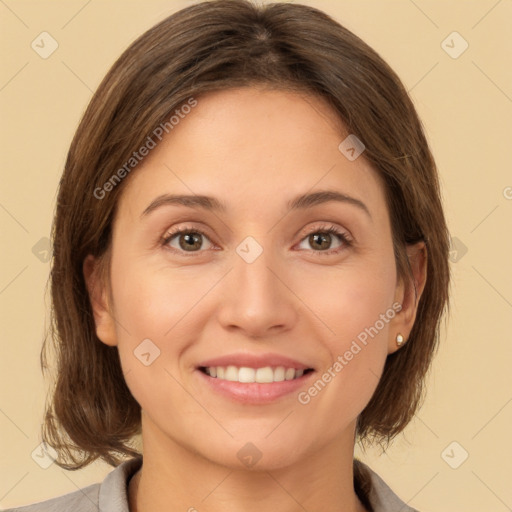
[197,353,314,370]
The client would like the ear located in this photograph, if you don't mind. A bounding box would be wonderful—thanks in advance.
[388,241,427,354]
[83,254,118,346]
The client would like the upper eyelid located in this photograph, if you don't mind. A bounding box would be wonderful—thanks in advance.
[296,223,352,241]
[163,222,350,238]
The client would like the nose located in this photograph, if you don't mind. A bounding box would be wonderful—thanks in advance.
[216,242,298,338]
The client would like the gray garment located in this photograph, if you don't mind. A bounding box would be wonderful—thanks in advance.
[4,456,418,512]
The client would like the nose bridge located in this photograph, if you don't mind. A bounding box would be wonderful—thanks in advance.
[236,239,277,300]
[216,235,297,335]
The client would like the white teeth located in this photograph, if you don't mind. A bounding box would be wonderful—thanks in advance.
[285,368,295,380]
[238,367,255,383]
[203,365,308,383]
[273,366,285,382]
[255,367,274,383]
[225,365,238,381]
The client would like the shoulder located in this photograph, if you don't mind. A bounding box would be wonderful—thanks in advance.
[356,459,420,512]
[3,483,100,512]
[3,456,143,512]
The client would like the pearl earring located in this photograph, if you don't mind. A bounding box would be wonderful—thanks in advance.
[396,333,405,347]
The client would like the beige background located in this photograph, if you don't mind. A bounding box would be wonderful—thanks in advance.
[1,0,511,510]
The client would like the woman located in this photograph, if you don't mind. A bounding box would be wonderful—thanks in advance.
[7,1,450,511]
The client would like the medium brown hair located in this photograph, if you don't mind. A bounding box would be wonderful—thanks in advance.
[42,0,450,484]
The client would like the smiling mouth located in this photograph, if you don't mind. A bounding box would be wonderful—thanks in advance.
[198,365,314,384]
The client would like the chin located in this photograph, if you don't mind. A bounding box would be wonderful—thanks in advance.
[195,434,310,472]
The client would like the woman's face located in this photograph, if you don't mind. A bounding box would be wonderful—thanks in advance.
[87,87,413,470]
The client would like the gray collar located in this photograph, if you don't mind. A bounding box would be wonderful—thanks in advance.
[97,456,418,512]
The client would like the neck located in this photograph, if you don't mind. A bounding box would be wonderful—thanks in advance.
[129,415,368,512]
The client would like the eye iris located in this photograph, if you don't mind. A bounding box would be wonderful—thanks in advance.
[310,233,331,250]
[179,232,202,251]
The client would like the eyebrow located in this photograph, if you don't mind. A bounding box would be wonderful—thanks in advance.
[140,190,371,219]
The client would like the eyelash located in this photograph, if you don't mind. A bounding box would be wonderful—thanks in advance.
[161,223,352,257]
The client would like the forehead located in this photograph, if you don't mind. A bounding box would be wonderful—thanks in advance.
[116,87,386,219]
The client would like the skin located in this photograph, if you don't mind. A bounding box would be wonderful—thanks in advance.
[84,86,426,512]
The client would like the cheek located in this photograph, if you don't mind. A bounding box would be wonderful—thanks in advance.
[297,255,397,347]
[107,258,220,406]
[294,258,396,420]
[110,257,217,341]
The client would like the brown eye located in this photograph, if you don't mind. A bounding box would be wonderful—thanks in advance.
[163,229,213,252]
[297,226,351,255]
[308,233,334,250]
[178,232,203,251]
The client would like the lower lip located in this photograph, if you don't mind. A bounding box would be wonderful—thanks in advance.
[195,369,315,404]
